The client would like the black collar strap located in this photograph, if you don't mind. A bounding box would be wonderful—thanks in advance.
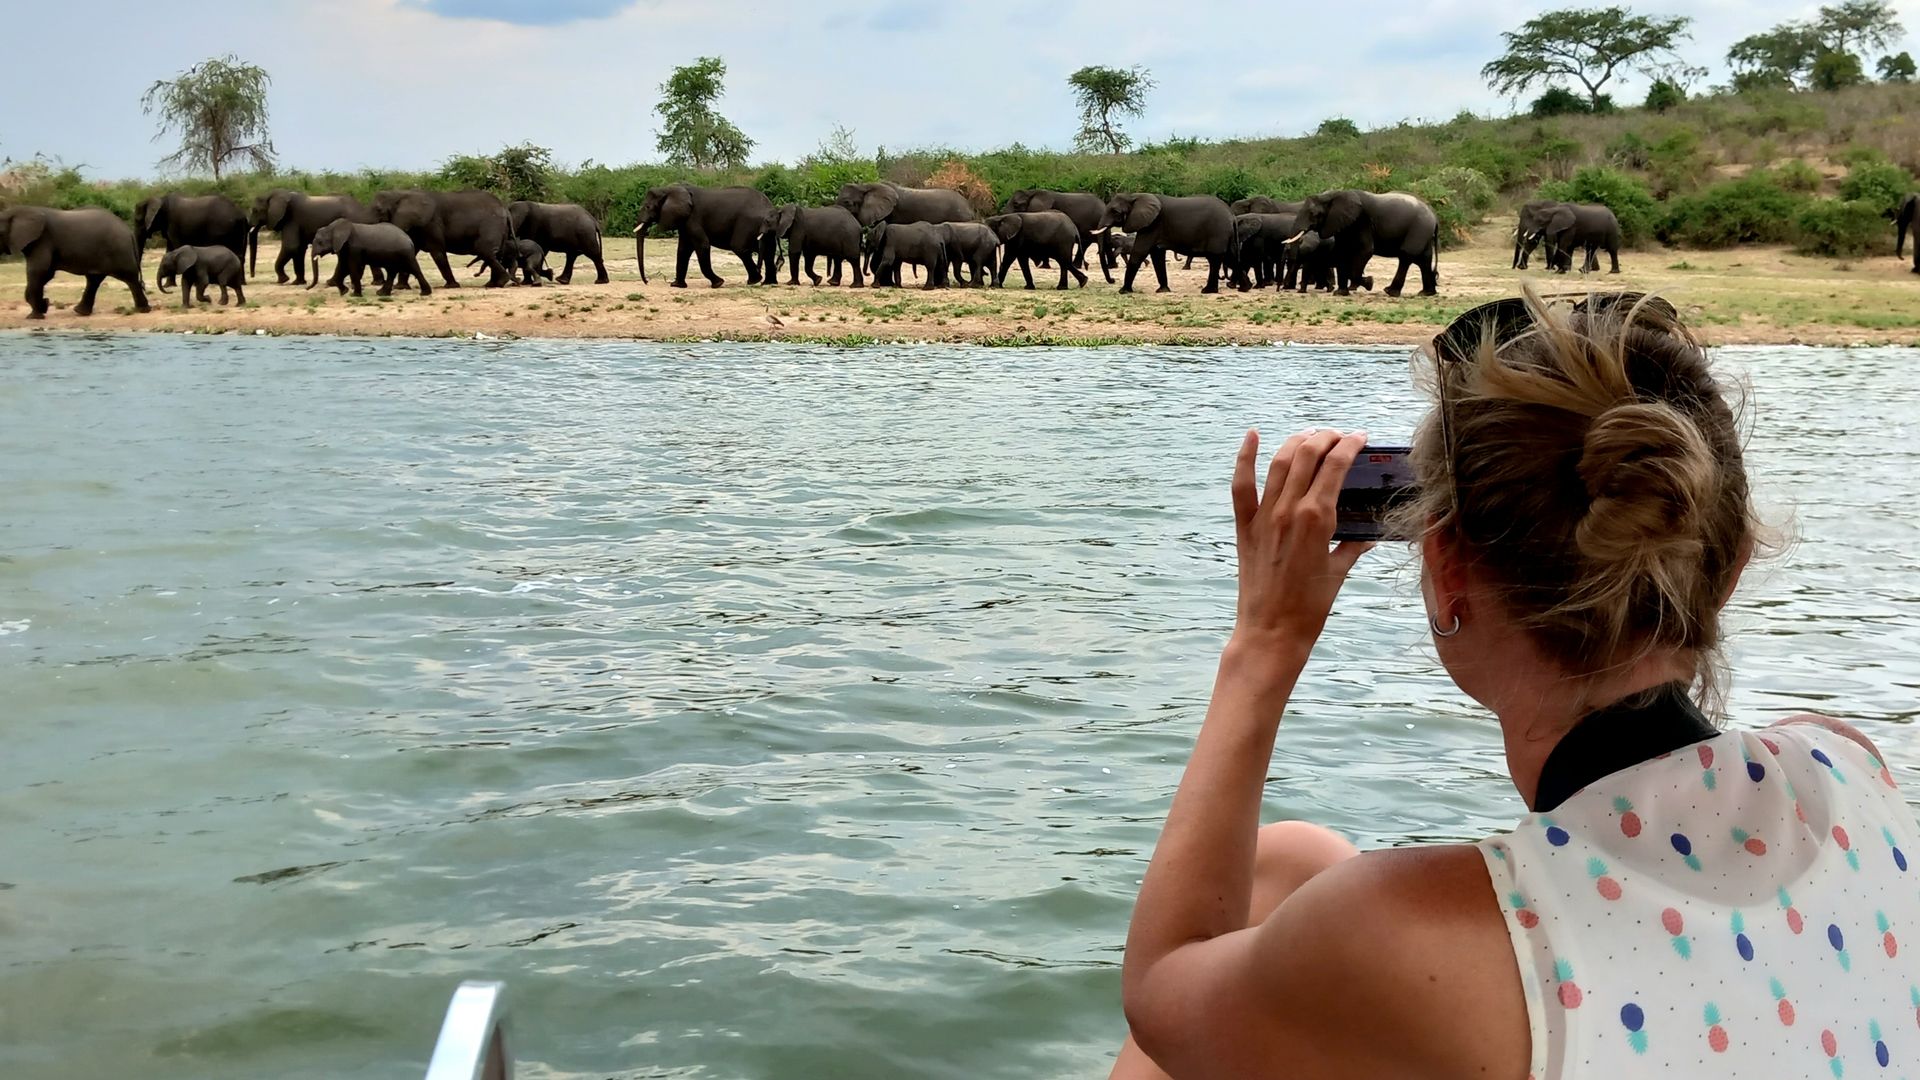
[1532,682,1719,812]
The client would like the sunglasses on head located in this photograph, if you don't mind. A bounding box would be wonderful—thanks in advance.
[1428,291,1682,513]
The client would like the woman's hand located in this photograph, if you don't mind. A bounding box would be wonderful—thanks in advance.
[1228,429,1373,670]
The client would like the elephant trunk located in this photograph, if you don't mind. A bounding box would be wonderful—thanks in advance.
[249,227,259,277]
[634,225,649,284]
[156,273,172,294]
[308,251,321,290]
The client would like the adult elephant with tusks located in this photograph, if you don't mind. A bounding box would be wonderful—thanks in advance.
[1003,189,1110,280]
[370,189,514,288]
[0,206,151,317]
[1512,199,1565,269]
[1099,193,1233,293]
[135,193,249,268]
[835,182,974,227]
[249,190,377,284]
[1287,189,1440,296]
[1897,193,1918,274]
[632,183,774,288]
[508,200,608,284]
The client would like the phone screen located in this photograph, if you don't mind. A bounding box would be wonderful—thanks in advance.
[1334,446,1416,542]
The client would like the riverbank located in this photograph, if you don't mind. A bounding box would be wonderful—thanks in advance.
[2,226,1916,345]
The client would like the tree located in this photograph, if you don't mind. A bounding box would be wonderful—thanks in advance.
[1482,7,1693,110]
[1067,66,1153,154]
[1810,48,1868,90]
[654,57,752,170]
[140,55,274,181]
[1316,117,1361,139]
[1727,24,1824,88]
[1879,50,1917,82]
[1813,1,1904,56]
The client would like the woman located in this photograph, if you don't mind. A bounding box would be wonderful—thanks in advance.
[1112,293,1920,1079]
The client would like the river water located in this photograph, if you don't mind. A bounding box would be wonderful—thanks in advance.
[3,335,1917,1079]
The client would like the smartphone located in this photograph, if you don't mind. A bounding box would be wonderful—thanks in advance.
[1334,445,1416,542]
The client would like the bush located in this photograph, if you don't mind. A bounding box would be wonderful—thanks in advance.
[435,143,556,203]
[1606,131,1651,170]
[925,159,997,215]
[1657,172,1809,247]
[1194,165,1260,204]
[1530,87,1593,117]
[1537,166,1660,245]
[1646,128,1711,195]
[1408,166,1495,248]
[1645,80,1685,112]
[1793,199,1887,256]
[1837,154,1915,214]
[1775,159,1825,193]
[1811,50,1867,92]
[1315,118,1360,140]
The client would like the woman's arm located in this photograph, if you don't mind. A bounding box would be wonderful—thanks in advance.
[1121,429,1369,1064]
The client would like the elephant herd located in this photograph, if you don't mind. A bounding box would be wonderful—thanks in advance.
[0,187,610,317]
[616,180,1443,298]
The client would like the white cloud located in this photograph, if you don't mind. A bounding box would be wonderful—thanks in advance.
[6,0,1916,179]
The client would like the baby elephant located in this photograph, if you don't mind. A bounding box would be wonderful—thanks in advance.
[157,245,246,308]
[866,221,949,289]
[761,204,864,286]
[984,211,1086,289]
[470,238,552,285]
[309,220,432,297]
[938,222,1001,287]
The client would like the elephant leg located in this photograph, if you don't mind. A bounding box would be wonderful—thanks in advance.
[557,253,578,285]
[1056,250,1071,290]
[117,270,150,313]
[1418,254,1436,296]
[670,236,695,288]
[1382,257,1412,297]
[1017,254,1035,290]
[1202,256,1221,294]
[233,281,246,306]
[76,274,105,316]
[1152,249,1171,293]
[22,257,53,318]
[1608,247,1621,274]
[993,249,1014,288]
[276,240,298,285]
[412,259,433,296]
[1119,248,1148,294]
[428,247,459,288]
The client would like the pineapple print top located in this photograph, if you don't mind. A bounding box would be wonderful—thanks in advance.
[1479,703,1920,1079]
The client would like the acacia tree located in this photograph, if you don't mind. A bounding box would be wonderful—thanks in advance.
[1729,3,1905,91]
[1815,1,1904,56]
[1880,51,1917,82]
[140,55,275,181]
[1481,7,1693,110]
[655,57,752,170]
[1068,66,1153,154]
[1727,25,1824,89]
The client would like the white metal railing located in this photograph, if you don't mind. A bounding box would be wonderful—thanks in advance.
[424,980,511,1080]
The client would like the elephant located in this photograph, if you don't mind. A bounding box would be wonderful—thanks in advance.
[507,200,607,284]
[760,204,864,286]
[470,238,551,284]
[1099,232,1135,274]
[1098,193,1234,293]
[866,221,948,289]
[1230,195,1301,217]
[309,220,431,297]
[1512,199,1566,269]
[156,245,246,307]
[0,206,150,318]
[1230,212,1300,291]
[1288,230,1345,292]
[835,182,974,228]
[1288,189,1439,296]
[370,189,512,288]
[1528,203,1622,275]
[632,183,773,288]
[984,211,1085,290]
[1003,189,1110,280]
[1897,193,1918,274]
[248,190,377,284]
[938,222,1002,287]
[134,193,248,270]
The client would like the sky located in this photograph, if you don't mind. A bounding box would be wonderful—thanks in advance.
[7,0,1918,180]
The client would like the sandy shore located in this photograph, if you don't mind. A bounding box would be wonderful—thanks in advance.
[2,227,1916,346]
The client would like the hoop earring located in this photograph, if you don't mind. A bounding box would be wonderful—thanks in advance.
[1430,613,1462,638]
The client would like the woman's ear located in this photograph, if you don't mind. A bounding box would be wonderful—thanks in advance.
[1421,521,1469,625]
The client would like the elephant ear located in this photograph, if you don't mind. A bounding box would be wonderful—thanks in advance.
[1320,194,1363,238]
[1544,205,1576,234]
[1234,215,1260,242]
[1027,191,1055,212]
[1125,194,1161,233]
[664,185,694,224]
[142,198,165,232]
[774,205,799,238]
[990,215,1022,242]
[8,210,46,251]
[175,247,199,272]
[266,191,293,231]
[864,185,900,224]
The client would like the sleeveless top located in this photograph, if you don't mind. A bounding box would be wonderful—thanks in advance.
[1479,721,1920,1079]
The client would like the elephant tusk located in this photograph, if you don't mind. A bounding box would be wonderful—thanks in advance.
[1282,231,1306,245]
